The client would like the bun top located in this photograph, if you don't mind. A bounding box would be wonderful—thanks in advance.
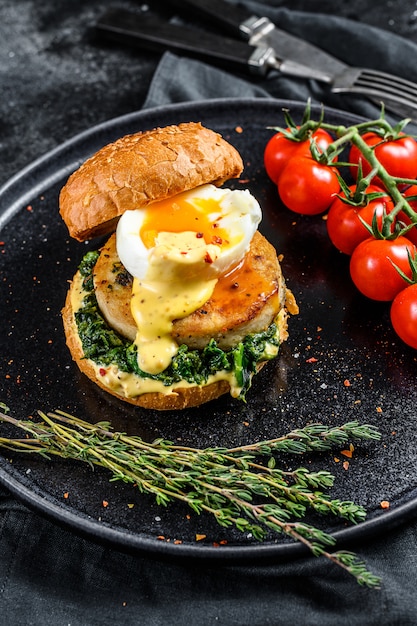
[59,122,244,241]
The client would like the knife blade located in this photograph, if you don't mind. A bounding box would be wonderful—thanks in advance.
[167,0,348,76]
[168,0,417,120]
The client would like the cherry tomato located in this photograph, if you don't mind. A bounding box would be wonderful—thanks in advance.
[264,128,334,184]
[400,185,417,245]
[349,236,416,301]
[326,185,394,255]
[278,156,340,215]
[390,283,417,349]
[349,132,417,182]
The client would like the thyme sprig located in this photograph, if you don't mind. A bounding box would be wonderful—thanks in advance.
[0,407,381,588]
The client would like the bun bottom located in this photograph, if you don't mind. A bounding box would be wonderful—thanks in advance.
[62,288,244,410]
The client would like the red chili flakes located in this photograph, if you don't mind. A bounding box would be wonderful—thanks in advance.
[341,444,354,458]
[306,357,318,363]
[204,252,213,264]
[195,534,206,541]
[376,406,383,413]
[174,539,183,545]
[342,461,350,470]
[380,500,390,509]
[99,368,107,376]
[26,205,33,212]
[196,232,203,239]
[235,126,243,133]
[212,235,223,245]
[212,539,228,547]
[343,379,351,387]
[102,500,109,508]
[63,492,69,499]
[157,535,166,541]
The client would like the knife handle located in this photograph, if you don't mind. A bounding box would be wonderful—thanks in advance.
[167,0,253,38]
[96,9,269,75]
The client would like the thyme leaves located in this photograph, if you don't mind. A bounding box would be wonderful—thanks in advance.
[0,407,381,588]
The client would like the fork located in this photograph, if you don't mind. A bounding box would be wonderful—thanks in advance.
[330,67,417,113]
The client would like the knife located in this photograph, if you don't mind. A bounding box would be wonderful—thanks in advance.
[96,9,335,82]
[166,0,348,76]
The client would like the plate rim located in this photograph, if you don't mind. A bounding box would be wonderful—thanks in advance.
[1,96,416,560]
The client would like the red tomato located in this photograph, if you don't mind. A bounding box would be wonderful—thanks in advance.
[400,185,417,245]
[264,134,301,184]
[326,185,394,255]
[390,283,417,349]
[278,156,340,215]
[349,236,416,301]
[349,132,417,182]
[264,128,334,184]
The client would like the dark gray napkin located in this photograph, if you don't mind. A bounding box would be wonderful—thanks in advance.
[2,3,417,625]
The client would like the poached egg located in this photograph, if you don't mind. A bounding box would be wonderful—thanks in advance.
[116,183,262,375]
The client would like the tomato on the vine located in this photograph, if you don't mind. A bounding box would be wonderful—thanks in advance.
[349,236,416,301]
[326,185,394,255]
[264,128,334,184]
[349,132,417,182]
[390,283,417,349]
[277,156,340,215]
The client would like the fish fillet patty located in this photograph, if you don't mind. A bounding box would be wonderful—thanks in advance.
[93,231,290,350]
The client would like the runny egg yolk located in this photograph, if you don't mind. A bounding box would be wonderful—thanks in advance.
[116,184,262,375]
[140,195,234,252]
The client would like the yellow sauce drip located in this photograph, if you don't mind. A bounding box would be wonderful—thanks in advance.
[131,230,218,374]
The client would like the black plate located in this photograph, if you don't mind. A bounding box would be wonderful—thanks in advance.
[1,98,417,562]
